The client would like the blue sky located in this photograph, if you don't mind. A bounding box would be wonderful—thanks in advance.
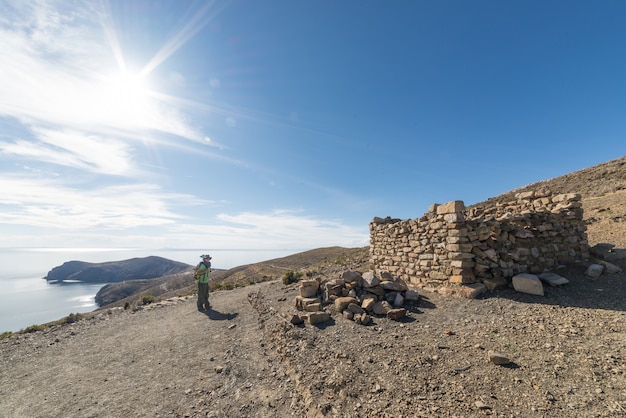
[1,0,625,256]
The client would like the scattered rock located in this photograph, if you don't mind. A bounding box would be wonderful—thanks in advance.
[404,290,419,302]
[386,308,406,320]
[361,271,380,287]
[475,400,491,410]
[512,273,544,296]
[307,312,330,325]
[488,351,511,365]
[335,297,359,312]
[290,314,304,325]
[373,301,392,315]
[596,260,622,274]
[459,283,486,299]
[538,272,570,286]
[585,264,605,278]
[482,277,508,291]
[299,279,319,298]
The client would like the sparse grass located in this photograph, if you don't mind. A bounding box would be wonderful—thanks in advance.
[212,282,234,291]
[141,295,156,305]
[60,312,83,324]
[282,270,303,285]
[0,331,13,340]
[23,324,46,333]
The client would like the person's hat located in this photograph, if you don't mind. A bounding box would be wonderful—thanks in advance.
[201,254,212,260]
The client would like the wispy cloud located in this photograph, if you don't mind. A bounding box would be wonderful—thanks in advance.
[215,210,369,248]
[0,177,204,229]
[0,128,136,175]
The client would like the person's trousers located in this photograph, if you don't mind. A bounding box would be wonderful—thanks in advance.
[197,282,210,309]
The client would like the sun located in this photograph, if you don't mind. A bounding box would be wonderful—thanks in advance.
[105,70,151,108]
[95,69,155,127]
[109,71,147,101]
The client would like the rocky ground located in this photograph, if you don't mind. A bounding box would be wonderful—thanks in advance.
[1,251,625,417]
[2,161,626,417]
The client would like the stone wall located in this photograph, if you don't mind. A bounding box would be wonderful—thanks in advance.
[369,188,590,289]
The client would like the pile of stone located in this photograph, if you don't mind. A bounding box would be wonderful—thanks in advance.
[293,270,419,325]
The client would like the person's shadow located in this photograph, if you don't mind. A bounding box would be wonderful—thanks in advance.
[202,308,238,321]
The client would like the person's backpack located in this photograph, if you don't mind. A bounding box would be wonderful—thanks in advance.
[194,261,210,280]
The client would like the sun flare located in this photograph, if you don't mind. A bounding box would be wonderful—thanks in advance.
[93,70,156,127]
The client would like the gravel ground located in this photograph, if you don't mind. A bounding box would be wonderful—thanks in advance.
[1,258,624,417]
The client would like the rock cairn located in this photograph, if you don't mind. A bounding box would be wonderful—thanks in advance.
[293,270,419,325]
[370,188,589,291]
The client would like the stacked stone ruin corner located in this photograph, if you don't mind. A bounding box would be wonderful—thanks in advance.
[369,188,590,290]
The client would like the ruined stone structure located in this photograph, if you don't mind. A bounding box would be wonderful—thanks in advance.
[369,188,590,289]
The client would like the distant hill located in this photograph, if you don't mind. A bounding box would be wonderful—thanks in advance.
[44,256,190,284]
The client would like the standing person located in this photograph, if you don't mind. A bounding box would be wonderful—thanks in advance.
[195,254,212,311]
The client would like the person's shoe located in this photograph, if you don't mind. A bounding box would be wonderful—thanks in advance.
[197,306,204,311]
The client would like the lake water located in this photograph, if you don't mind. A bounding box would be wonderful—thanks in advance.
[0,248,301,333]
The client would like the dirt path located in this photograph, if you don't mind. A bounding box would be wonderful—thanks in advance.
[0,281,299,418]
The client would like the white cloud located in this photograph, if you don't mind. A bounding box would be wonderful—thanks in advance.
[0,128,135,175]
[0,177,205,229]
[214,210,369,248]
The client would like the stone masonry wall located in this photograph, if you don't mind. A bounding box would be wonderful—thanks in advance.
[369,188,590,289]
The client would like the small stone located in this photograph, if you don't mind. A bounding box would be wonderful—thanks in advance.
[341,270,362,283]
[538,272,569,286]
[335,297,359,312]
[597,260,622,274]
[404,290,419,301]
[584,264,604,278]
[308,311,330,325]
[360,272,380,287]
[290,314,304,325]
[512,273,544,296]
[347,303,365,314]
[483,277,508,291]
[488,350,511,365]
[373,301,392,315]
[214,365,224,373]
[386,308,407,320]
[459,283,486,299]
[475,400,491,410]
[393,292,404,307]
[299,279,319,298]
